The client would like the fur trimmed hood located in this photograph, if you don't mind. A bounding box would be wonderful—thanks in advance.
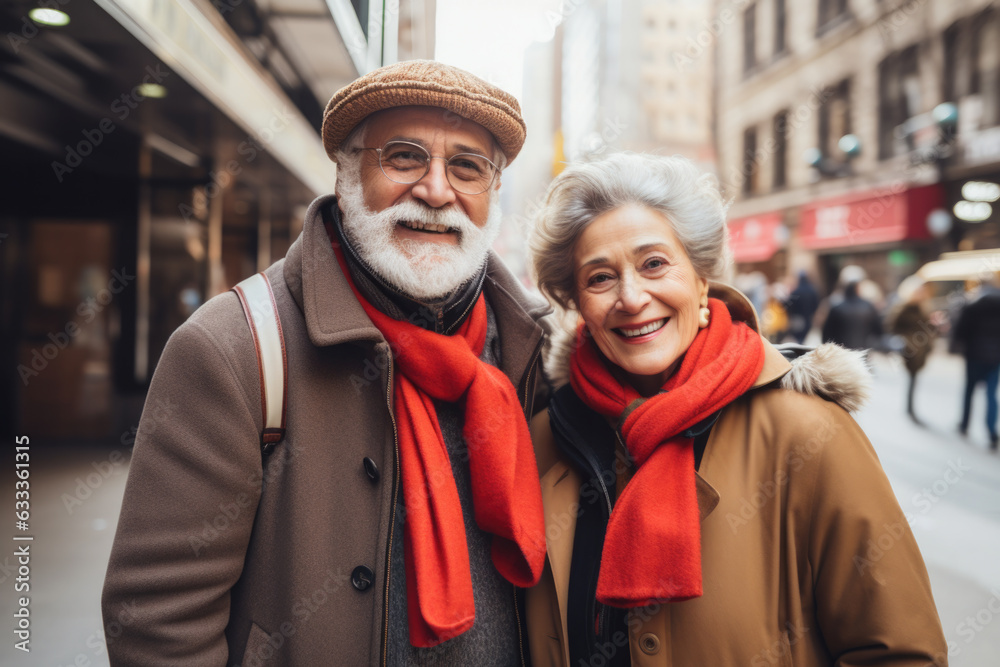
[541,284,872,413]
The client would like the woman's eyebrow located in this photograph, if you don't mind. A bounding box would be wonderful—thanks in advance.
[579,256,609,269]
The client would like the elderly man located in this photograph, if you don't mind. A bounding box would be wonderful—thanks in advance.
[102,61,548,665]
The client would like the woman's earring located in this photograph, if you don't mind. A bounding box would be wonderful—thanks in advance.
[699,305,710,328]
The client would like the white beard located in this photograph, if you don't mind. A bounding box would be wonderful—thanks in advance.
[335,161,502,302]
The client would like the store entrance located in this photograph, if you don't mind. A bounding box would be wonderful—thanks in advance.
[17,221,118,439]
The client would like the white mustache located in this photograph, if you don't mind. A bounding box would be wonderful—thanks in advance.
[385,200,477,234]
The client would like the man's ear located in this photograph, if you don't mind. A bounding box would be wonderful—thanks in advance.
[493,176,502,191]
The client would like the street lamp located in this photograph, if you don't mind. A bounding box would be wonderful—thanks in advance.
[838,134,862,158]
[932,102,958,136]
[805,134,862,178]
[894,102,959,165]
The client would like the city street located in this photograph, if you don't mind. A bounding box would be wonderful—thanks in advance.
[855,347,1000,666]
[2,345,999,666]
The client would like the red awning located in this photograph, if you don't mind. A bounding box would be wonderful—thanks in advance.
[798,184,943,250]
[728,212,785,263]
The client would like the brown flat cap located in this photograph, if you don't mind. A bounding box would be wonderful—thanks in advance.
[322,60,526,165]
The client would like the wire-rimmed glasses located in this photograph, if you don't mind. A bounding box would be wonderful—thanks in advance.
[362,140,499,195]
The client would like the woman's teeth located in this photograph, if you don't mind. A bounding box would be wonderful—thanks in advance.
[617,319,667,338]
[400,220,451,233]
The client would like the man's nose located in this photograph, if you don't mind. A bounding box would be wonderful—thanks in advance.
[409,158,457,208]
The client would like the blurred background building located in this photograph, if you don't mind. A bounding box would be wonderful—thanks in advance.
[5,0,1000,442]
[717,0,1000,293]
[0,0,435,441]
[498,0,717,282]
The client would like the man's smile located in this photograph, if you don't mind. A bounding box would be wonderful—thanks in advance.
[396,220,461,245]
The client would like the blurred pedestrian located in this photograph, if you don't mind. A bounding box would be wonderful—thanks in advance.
[954,272,1000,450]
[735,271,768,316]
[761,282,789,343]
[813,264,865,333]
[887,278,936,425]
[858,278,885,313]
[785,270,819,344]
[822,280,883,352]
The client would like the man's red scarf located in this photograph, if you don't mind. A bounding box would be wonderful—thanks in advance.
[332,244,546,647]
[569,298,764,607]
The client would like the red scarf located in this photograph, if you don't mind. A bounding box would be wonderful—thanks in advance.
[332,244,546,647]
[569,298,764,607]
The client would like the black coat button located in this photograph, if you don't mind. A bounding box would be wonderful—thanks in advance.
[363,457,379,482]
[351,566,374,591]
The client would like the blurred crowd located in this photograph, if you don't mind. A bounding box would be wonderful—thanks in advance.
[736,267,1000,450]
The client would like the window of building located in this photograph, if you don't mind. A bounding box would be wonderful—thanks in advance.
[743,4,757,73]
[743,126,758,195]
[979,11,1000,127]
[773,110,789,189]
[818,79,851,164]
[878,47,920,159]
[817,0,848,34]
[352,0,370,38]
[775,0,787,55]
[944,19,979,102]
[944,12,1000,129]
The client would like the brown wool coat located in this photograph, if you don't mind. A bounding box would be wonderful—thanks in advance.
[101,194,548,666]
[527,285,948,667]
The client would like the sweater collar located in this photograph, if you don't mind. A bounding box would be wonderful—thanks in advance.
[324,201,487,335]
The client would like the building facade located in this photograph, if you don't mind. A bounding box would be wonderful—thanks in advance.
[502,0,718,286]
[716,0,1000,295]
[0,0,434,440]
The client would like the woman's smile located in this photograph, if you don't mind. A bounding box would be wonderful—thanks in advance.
[613,317,669,342]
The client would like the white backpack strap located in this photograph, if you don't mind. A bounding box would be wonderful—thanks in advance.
[231,272,287,456]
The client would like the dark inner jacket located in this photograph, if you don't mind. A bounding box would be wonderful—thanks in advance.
[547,389,718,665]
[546,346,807,666]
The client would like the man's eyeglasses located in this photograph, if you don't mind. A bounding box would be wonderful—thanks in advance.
[361,140,499,195]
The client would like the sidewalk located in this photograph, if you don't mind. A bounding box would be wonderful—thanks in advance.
[857,348,1000,666]
[1,441,128,665]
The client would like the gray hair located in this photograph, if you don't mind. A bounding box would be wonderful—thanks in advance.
[530,153,731,311]
[333,120,369,184]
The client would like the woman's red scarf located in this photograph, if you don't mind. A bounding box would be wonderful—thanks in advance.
[332,244,546,647]
[569,298,764,607]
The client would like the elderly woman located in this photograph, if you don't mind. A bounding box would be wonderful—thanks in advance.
[525,154,947,666]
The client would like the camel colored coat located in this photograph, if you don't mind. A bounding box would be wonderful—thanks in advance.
[527,285,948,667]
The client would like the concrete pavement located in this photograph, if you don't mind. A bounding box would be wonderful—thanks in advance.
[856,348,1000,667]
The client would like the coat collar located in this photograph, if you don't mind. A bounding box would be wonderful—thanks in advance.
[282,194,547,389]
[706,281,791,389]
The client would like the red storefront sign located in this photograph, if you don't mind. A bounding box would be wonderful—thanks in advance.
[798,184,943,250]
[728,212,785,263]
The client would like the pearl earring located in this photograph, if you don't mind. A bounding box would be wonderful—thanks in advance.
[699,305,710,328]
